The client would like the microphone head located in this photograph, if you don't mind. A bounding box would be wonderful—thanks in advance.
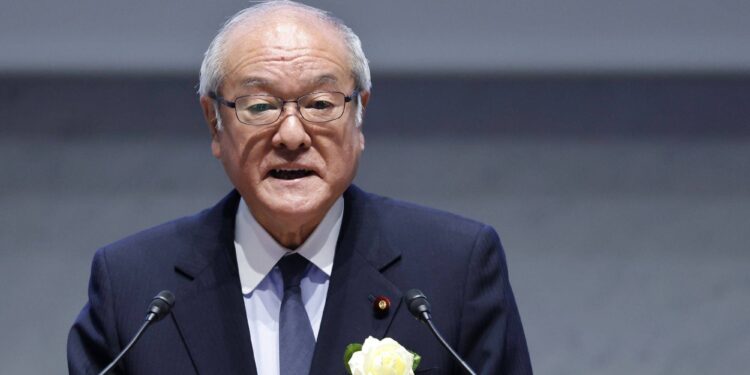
[147,290,175,321]
[404,289,431,321]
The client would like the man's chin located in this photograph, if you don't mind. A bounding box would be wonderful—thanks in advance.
[260,175,324,200]
[254,178,332,218]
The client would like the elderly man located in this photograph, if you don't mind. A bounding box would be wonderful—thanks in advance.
[68,1,531,374]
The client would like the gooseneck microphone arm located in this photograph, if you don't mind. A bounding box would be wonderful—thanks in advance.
[404,289,477,375]
[98,290,175,375]
[98,319,151,375]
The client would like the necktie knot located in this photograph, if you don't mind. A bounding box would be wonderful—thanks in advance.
[277,253,310,289]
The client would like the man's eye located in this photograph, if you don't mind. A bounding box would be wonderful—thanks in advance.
[308,100,334,110]
[246,103,275,113]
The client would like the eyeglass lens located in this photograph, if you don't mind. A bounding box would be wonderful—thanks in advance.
[234,92,347,125]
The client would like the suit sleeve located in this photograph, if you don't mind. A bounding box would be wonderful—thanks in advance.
[457,225,532,375]
[67,248,122,375]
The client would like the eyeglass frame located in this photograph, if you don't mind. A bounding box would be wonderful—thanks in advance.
[207,89,359,126]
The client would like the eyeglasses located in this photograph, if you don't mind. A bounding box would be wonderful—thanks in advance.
[208,90,358,126]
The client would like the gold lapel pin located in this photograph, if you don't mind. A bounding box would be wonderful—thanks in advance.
[372,295,391,318]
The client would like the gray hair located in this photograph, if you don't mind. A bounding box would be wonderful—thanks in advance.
[199,0,371,127]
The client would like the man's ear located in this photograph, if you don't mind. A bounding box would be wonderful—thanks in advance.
[357,90,370,152]
[200,96,218,137]
[199,95,222,158]
[359,90,371,112]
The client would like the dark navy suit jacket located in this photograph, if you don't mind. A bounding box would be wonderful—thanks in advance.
[68,185,532,374]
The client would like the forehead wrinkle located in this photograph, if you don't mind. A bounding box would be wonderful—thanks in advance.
[237,73,339,88]
[229,47,346,76]
[222,15,353,95]
[260,45,343,68]
[231,53,346,89]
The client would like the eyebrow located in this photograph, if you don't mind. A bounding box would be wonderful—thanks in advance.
[240,77,271,88]
[239,74,339,89]
[313,74,339,86]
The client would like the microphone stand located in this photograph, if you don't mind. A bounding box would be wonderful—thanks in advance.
[97,290,175,375]
[404,289,478,375]
[420,314,477,375]
[98,318,154,375]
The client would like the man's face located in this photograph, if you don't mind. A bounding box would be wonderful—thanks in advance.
[201,13,368,236]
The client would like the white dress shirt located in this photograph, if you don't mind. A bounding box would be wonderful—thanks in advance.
[234,197,344,375]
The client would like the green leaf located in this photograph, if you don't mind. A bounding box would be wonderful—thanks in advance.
[411,351,422,371]
[343,343,363,374]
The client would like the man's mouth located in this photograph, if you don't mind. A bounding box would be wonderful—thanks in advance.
[268,169,315,180]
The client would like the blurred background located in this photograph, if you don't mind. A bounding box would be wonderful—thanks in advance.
[1,0,749,373]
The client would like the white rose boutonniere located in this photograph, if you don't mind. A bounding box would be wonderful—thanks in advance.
[344,336,421,375]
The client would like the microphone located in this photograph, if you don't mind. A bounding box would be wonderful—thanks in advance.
[404,289,477,375]
[98,290,175,375]
[146,290,175,322]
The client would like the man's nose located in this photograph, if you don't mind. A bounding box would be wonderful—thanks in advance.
[271,107,312,151]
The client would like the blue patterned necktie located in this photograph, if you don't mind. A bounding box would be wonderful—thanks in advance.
[277,254,315,375]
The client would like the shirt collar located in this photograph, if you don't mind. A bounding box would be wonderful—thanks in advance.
[234,196,344,294]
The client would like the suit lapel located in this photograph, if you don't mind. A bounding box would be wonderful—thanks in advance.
[310,185,404,375]
[170,191,258,375]
[165,186,402,375]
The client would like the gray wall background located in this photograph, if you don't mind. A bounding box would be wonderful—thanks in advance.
[1,0,749,73]
[1,1,749,374]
